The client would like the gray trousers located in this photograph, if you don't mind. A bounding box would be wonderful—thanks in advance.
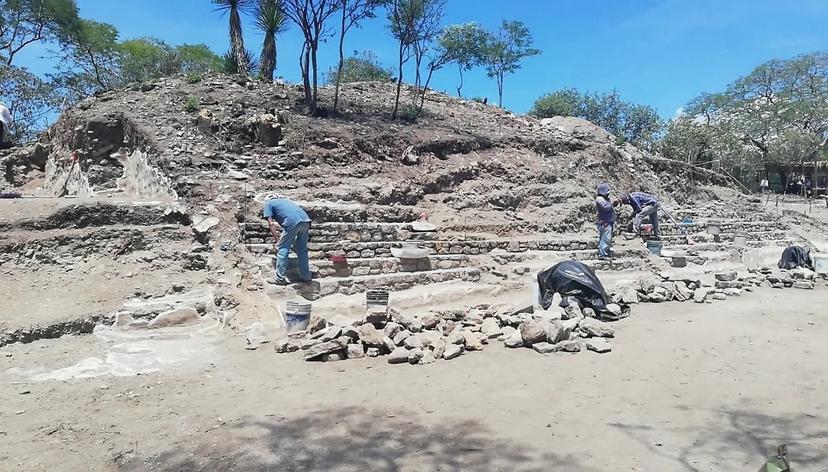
[634,204,660,235]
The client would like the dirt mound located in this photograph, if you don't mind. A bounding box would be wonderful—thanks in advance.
[1,73,736,233]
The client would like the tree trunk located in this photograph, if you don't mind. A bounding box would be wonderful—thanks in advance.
[229,7,248,75]
[497,72,504,107]
[456,65,464,97]
[311,42,319,105]
[300,44,314,114]
[418,65,435,113]
[392,42,404,120]
[260,33,276,81]
[333,8,346,112]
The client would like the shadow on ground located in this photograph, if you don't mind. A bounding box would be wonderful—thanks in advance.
[610,406,828,471]
[117,407,599,471]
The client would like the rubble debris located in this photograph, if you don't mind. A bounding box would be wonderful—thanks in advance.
[585,338,612,353]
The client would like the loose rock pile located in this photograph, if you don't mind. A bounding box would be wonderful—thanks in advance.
[274,302,621,364]
[612,267,825,306]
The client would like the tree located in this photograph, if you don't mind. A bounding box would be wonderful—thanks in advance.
[0,63,58,142]
[323,50,392,84]
[482,20,540,108]
[212,0,253,76]
[332,0,383,111]
[49,19,120,102]
[437,22,487,98]
[118,38,180,84]
[282,0,340,115]
[175,44,223,74]
[387,0,443,119]
[255,0,289,82]
[677,51,828,188]
[0,0,79,65]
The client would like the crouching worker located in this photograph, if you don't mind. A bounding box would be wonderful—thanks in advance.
[263,196,311,285]
[595,182,615,259]
[616,191,660,238]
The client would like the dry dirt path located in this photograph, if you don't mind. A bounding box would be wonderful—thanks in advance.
[2,287,827,471]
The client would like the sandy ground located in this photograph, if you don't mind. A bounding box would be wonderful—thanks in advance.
[1,287,827,471]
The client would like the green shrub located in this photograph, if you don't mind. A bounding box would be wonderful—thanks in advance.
[185,72,203,84]
[398,105,419,123]
[184,97,199,113]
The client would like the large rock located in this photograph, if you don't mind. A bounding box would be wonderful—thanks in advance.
[480,318,502,338]
[404,334,424,350]
[614,284,640,304]
[147,307,200,329]
[382,336,397,353]
[578,318,615,338]
[519,320,546,346]
[304,340,346,361]
[544,320,571,344]
[407,348,425,364]
[793,281,815,290]
[585,338,612,354]
[358,324,384,348]
[562,304,582,320]
[393,329,412,346]
[418,331,442,348]
[320,326,342,342]
[307,314,328,334]
[693,288,710,303]
[532,342,556,354]
[443,344,465,360]
[384,321,403,338]
[715,272,737,282]
[503,331,524,348]
[419,350,436,365]
[557,340,581,353]
[395,312,423,333]
[420,314,441,330]
[347,344,365,359]
[388,347,409,364]
[255,114,283,146]
[463,330,485,351]
[446,329,465,345]
[432,338,447,359]
[274,338,300,353]
[197,109,215,132]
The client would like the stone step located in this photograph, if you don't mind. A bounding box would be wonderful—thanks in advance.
[246,201,419,223]
[659,230,790,243]
[256,254,473,278]
[239,221,438,244]
[584,257,645,272]
[315,267,482,297]
[245,237,598,257]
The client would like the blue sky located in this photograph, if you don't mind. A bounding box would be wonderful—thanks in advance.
[14,0,828,117]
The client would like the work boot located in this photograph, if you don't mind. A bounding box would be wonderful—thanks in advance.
[267,275,289,286]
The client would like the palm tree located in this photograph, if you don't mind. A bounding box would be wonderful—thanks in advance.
[255,0,289,81]
[212,0,252,75]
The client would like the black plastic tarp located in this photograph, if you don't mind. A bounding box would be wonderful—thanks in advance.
[537,260,611,313]
[778,245,813,270]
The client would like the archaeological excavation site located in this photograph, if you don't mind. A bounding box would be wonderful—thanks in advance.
[2,75,827,471]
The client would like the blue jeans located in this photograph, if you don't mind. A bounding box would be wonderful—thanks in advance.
[598,223,613,257]
[276,221,311,282]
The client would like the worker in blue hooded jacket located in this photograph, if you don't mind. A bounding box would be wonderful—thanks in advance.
[595,182,616,259]
[616,191,660,238]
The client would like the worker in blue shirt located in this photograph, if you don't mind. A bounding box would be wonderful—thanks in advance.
[616,191,660,238]
[262,196,311,285]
